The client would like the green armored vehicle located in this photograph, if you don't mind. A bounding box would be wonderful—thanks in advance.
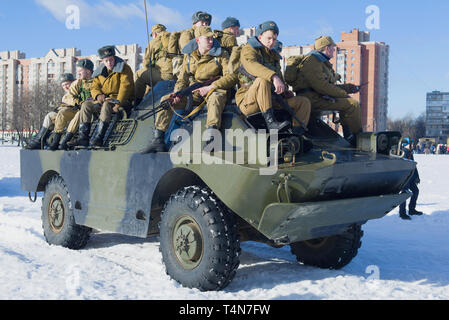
[21,81,415,291]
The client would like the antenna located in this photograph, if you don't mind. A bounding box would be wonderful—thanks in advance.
[143,0,155,122]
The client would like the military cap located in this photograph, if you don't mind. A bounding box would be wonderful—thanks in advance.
[60,73,75,84]
[256,21,279,37]
[222,17,240,30]
[76,58,94,72]
[192,11,212,25]
[194,26,214,38]
[315,36,336,51]
[98,45,116,59]
[152,24,166,34]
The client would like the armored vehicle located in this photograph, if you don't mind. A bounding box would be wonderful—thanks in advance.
[20,81,416,291]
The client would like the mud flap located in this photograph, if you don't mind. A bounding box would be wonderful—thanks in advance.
[258,192,411,244]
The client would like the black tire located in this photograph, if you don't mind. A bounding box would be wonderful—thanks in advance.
[290,224,363,270]
[41,176,91,249]
[159,186,240,291]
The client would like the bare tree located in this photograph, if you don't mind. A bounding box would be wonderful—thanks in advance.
[387,112,426,142]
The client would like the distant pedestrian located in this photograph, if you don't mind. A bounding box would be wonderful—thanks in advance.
[399,138,424,220]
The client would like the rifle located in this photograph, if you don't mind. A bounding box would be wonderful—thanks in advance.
[137,77,219,121]
[238,66,308,131]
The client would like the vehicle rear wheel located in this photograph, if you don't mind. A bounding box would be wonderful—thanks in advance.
[159,186,240,291]
[290,224,363,269]
[41,176,91,249]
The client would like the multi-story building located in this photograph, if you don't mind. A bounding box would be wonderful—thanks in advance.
[0,45,142,129]
[425,91,449,144]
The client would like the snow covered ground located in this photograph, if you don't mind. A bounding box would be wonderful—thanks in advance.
[0,145,448,300]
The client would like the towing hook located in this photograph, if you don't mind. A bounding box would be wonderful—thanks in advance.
[28,192,37,203]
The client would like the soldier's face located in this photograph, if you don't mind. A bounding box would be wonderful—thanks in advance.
[194,20,210,28]
[77,67,92,80]
[258,30,278,50]
[196,36,214,52]
[227,26,240,37]
[61,81,72,92]
[103,56,116,71]
[325,45,336,58]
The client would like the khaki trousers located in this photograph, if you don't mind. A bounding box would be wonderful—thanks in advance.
[79,100,115,123]
[134,67,174,101]
[155,89,228,131]
[301,92,362,133]
[53,107,78,133]
[42,111,57,130]
[238,78,311,127]
[67,112,81,134]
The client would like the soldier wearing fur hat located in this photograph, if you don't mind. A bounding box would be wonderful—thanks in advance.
[236,21,311,133]
[141,26,238,154]
[135,24,175,104]
[71,45,135,148]
[24,73,75,149]
[213,17,240,55]
[285,35,362,145]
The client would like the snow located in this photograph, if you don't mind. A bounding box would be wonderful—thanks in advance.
[0,145,448,300]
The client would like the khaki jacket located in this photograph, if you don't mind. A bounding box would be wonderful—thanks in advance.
[287,51,347,98]
[142,31,173,77]
[175,39,237,93]
[91,57,135,111]
[235,38,283,105]
[65,79,94,106]
[214,30,237,55]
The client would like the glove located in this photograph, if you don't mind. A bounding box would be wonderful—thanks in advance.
[339,84,360,94]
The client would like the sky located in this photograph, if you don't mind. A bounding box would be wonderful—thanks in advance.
[1,0,449,119]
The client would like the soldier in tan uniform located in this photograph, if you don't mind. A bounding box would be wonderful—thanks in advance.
[56,59,95,150]
[214,17,240,55]
[168,11,212,78]
[142,26,237,154]
[71,45,135,148]
[134,24,174,104]
[284,36,362,145]
[25,73,75,150]
[236,21,311,133]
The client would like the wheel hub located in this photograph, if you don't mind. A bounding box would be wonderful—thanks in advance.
[173,217,203,270]
[49,195,65,233]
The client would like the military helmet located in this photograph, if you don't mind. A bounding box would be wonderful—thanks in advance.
[76,58,94,72]
[59,73,75,84]
[192,11,212,25]
[222,17,240,30]
[256,21,279,37]
[315,36,336,51]
[152,24,167,34]
[98,45,116,59]
[194,26,214,38]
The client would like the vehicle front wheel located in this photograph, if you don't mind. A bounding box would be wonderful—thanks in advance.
[159,186,240,291]
[290,224,363,269]
[41,176,91,249]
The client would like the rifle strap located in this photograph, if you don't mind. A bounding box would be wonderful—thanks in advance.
[171,88,216,120]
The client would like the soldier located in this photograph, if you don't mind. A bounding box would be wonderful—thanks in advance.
[134,24,174,104]
[71,45,135,148]
[235,21,311,134]
[168,11,212,78]
[25,73,75,150]
[214,17,240,55]
[141,26,237,154]
[284,36,362,145]
[57,58,95,150]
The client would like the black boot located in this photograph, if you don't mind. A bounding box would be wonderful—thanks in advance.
[409,208,423,216]
[48,132,62,150]
[140,129,167,154]
[24,127,49,150]
[342,124,357,147]
[58,132,74,150]
[399,209,411,220]
[70,123,91,148]
[262,109,290,132]
[89,121,109,147]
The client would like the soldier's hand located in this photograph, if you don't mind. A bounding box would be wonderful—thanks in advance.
[97,94,106,104]
[169,93,181,105]
[272,75,285,94]
[193,85,214,97]
[112,105,120,113]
